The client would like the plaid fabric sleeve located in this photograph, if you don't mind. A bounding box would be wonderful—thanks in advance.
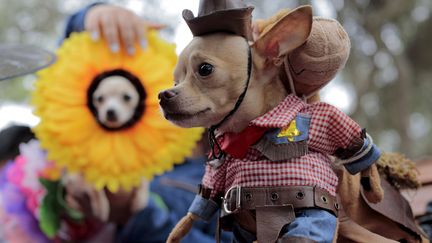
[308,103,363,156]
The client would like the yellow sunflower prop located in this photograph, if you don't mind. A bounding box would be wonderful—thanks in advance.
[32,31,203,192]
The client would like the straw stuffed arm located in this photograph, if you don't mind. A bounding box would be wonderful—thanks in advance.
[167,196,221,243]
[334,127,384,203]
[168,159,229,243]
[167,212,200,243]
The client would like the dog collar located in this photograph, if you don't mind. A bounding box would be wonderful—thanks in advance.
[208,41,252,160]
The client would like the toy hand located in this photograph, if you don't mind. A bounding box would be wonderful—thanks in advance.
[166,212,199,243]
[64,173,149,225]
[85,4,164,55]
[360,164,384,203]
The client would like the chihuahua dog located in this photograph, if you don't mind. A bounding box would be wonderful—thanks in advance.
[161,3,388,242]
[92,75,140,129]
[159,8,311,133]
[160,2,425,242]
[160,6,322,243]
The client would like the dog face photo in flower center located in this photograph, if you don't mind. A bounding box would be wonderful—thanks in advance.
[92,75,140,128]
[87,69,146,131]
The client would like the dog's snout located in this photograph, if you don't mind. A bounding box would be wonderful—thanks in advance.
[158,90,178,100]
[107,109,117,122]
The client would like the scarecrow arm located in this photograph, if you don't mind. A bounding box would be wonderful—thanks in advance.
[308,103,381,174]
[186,161,229,220]
[338,133,381,175]
[167,162,229,243]
[188,195,220,222]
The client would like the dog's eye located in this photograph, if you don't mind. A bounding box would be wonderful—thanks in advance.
[198,63,213,77]
[123,94,131,102]
[97,96,104,103]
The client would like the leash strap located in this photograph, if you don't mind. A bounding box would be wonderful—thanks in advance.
[209,42,253,160]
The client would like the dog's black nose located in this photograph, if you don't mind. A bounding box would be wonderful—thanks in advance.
[107,109,117,122]
[158,90,178,100]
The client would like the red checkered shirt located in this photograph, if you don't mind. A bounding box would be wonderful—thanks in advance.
[202,94,362,197]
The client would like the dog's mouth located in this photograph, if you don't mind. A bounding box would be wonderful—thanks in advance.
[104,120,122,128]
[164,108,211,121]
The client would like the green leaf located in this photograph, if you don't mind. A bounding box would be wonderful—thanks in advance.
[39,194,60,238]
[38,178,85,237]
[56,182,84,221]
[39,178,59,194]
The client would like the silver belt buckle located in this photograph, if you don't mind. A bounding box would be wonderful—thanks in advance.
[222,185,241,214]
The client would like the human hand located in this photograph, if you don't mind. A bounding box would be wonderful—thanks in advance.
[64,173,149,225]
[85,4,164,55]
[105,181,149,225]
[63,174,110,222]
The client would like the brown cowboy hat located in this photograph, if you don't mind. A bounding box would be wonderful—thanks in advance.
[0,44,55,81]
[182,0,254,40]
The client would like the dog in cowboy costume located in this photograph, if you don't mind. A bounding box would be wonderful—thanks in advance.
[160,1,381,242]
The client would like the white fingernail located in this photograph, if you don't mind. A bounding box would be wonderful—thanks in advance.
[140,39,147,49]
[110,43,120,53]
[91,31,100,41]
[127,46,135,55]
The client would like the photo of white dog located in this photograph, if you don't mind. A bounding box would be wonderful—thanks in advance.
[91,75,140,129]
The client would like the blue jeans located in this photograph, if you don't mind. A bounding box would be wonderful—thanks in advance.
[232,209,337,243]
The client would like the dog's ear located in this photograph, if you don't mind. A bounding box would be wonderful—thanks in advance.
[253,5,312,60]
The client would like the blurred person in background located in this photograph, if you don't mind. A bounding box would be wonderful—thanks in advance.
[0,40,55,243]
[59,3,230,243]
[0,125,35,168]
[0,125,36,243]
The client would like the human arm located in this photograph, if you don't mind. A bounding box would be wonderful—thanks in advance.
[62,2,102,40]
[63,3,162,54]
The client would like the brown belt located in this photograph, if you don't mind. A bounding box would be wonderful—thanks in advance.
[219,186,338,243]
[221,186,339,216]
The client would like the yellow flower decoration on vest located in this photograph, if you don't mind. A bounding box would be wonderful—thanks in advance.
[32,31,203,192]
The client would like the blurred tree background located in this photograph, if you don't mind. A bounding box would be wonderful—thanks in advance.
[0,0,430,159]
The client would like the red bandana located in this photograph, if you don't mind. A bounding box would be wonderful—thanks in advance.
[215,126,268,159]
